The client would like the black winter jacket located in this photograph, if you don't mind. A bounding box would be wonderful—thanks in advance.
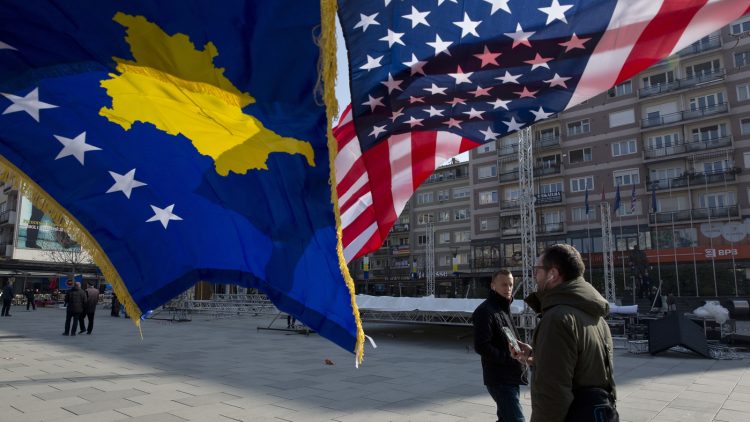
[472,290,528,386]
[65,286,86,314]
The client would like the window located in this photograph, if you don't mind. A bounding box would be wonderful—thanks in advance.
[454,208,469,221]
[478,142,496,153]
[570,176,594,192]
[540,182,563,194]
[742,118,750,135]
[478,190,498,205]
[437,190,449,201]
[505,188,520,201]
[567,119,590,136]
[702,160,729,174]
[613,168,640,186]
[454,231,470,243]
[417,213,434,225]
[442,253,468,266]
[417,234,430,245]
[685,59,721,78]
[437,210,450,222]
[399,237,409,246]
[618,201,639,216]
[453,187,470,199]
[535,127,560,141]
[478,164,497,179]
[650,167,683,181]
[735,51,750,68]
[700,192,736,208]
[571,206,596,222]
[569,147,592,164]
[612,81,632,97]
[416,192,433,204]
[738,84,750,102]
[480,217,499,231]
[439,232,451,244]
[744,152,750,169]
[689,92,724,110]
[731,18,750,35]
[642,71,674,88]
[611,139,637,157]
[647,133,679,150]
[691,124,727,142]
[609,109,635,128]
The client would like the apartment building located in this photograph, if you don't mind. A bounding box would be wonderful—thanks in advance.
[352,17,750,299]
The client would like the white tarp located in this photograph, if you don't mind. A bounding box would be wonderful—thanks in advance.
[356,295,526,315]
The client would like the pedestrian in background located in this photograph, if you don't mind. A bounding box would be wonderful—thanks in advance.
[84,282,99,334]
[473,269,527,422]
[25,288,36,311]
[1,280,14,317]
[62,282,86,336]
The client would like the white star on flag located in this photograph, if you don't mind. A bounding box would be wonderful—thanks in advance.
[559,33,590,52]
[539,0,574,25]
[524,53,553,70]
[504,23,534,48]
[354,13,379,32]
[1,88,58,122]
[360,55,383,71]
[390,107,404,122]
[474,45,501,68]
[106,169,147,199]
[424,83,448,95]
[463,108,485,119]
[484,0,511,15]
[424,106,445,117]
[427,34,452,56]
[504,117,524,132]
[0,41,16,50]
[488,98,511,110]
[530,107,554,121]
[369,125,387,137]
[544,73,572,88]
[453,13,481,38]
[496,71,521,84]
[469,86,493,97]
[403,6,430,28]
[54,132,101,165]
[444,118,462,128]
[362,95,384,111]
[448,66,473,84]
[514,86,539,98]
[479,125,500,141]
[146,204,183,229]
[405,116,424,127]
[381,73,404,93]
[404,54,427,75]
[380,29,405,47]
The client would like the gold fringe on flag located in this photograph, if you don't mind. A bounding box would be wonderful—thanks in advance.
[0,156,143,332]
[318,0,366,365]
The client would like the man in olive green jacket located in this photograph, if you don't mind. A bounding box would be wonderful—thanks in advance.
[512,244,616,422]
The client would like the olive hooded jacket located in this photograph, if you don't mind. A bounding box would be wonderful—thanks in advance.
[525,277,616,422]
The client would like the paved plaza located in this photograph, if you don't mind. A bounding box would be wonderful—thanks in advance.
[0,307,749,421]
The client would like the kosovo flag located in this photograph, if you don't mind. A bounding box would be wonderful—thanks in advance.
[0,1,363,355]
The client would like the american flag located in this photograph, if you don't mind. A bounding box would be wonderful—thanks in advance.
[335,0,749,262]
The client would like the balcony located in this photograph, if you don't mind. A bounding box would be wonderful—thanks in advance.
[677,34,721,56]
[538,222,565,234]
[500,199,520,210]
[0,209,16,225]
[538,135,561,149]
[648,167,740,190]
[498,144,519,157]
[638,69,725,98]
[499,170,519,182]
[391,245,410,255]
[536,191,563,205]
[649,205,739,224]
[391,223,410,233]
[473,257,503,270]
[641,103,728,129]
[644,136,731,159]
[535,163,562,177]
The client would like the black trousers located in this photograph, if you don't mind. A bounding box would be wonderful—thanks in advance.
[27,298,35,310]
[85,312,95,334]
[64,311,84,335]
[1,301,11,316]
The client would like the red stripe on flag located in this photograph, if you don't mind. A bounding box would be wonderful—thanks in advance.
[363,141,398,241]
[410,131,438,191]
[341,206,378,248]
[339,180,370,214]
[616,0,707,84]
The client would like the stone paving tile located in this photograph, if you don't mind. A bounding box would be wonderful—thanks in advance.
[34,386,103,401]
[48,410,127,422]
[618,406,660,422]
[78,388,148,402]
[714,408,750,422]
[116,414,187,422]
[173,392,242,407]
[63,398,141,415]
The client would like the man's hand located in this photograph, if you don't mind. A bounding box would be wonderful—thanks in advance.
[511,341,533,365]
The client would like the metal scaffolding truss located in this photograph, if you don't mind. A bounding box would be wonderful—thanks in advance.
[360,309,524,328]
[600,201,616,303]
[162,293,278,319]
[426,222,435,296]
[518,127,538,334]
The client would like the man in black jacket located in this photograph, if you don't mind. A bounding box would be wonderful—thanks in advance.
[63,282,86,336]
[473,269,527,422]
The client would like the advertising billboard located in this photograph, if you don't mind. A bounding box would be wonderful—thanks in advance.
[16,196,80,251]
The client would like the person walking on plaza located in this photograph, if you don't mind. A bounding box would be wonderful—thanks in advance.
[25,288,36,311]
[666,292,677,313]
[1,280,14,316]
[473,269,527,422]
[111,293,120,317]
[63,282,86,336]
[84,282,99,334]
[512,244,618,422]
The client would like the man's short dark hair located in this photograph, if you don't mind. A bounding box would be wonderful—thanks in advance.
[541,244,585,282]
[491,269,512,280]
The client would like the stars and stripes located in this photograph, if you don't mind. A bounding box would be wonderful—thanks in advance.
[336,0,749,262]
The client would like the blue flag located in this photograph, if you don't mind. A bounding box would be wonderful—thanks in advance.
[651,185,658,212]
[613,185,621,214]
[0,1,362,354]
[584,188,590,215]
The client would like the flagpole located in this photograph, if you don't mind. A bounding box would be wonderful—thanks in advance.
[652,185,662,302]
[619,213,626,297]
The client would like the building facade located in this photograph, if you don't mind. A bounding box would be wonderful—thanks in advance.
[352,17,750,300]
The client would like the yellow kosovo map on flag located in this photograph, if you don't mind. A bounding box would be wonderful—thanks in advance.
[0,1,363,358]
